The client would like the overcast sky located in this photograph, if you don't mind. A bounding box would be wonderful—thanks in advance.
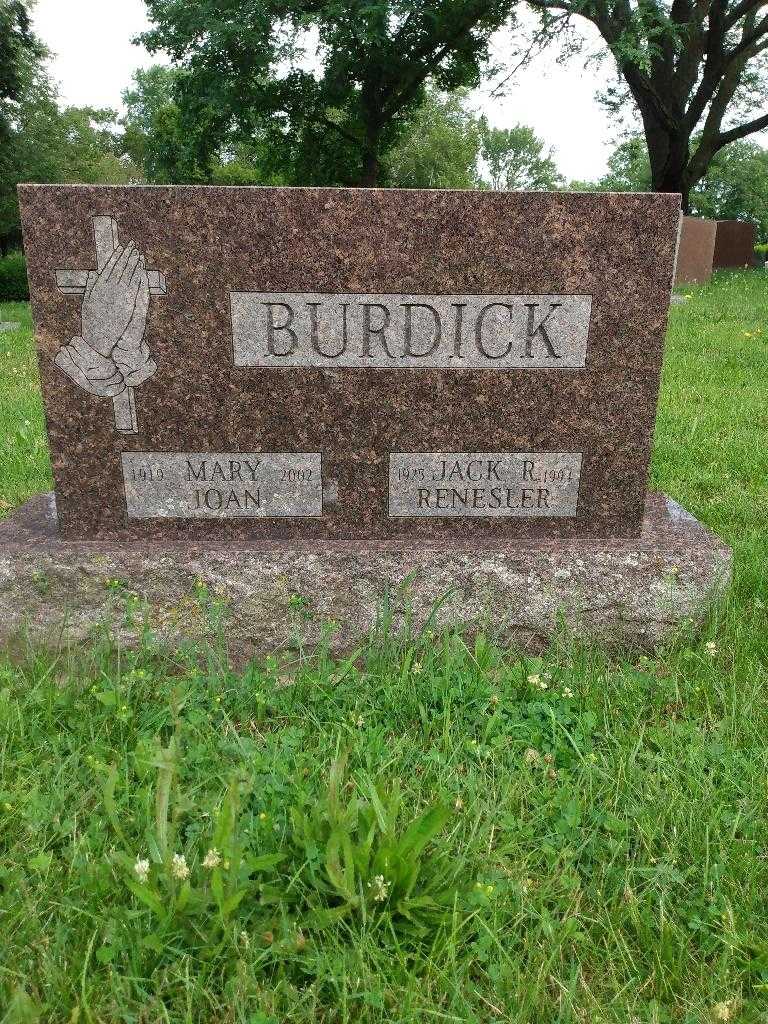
[32,0,619,182]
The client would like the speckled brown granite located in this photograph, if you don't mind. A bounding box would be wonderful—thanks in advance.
[19,185,680,541]
[0,492,731,656]
[675,216,716,286]
[713,219,757,269]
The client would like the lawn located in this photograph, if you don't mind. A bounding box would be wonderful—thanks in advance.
[0,274,767,1023]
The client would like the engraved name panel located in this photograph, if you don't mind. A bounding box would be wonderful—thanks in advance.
[389,453,582,517]
[231,293,592,369]
[122,452,322,519]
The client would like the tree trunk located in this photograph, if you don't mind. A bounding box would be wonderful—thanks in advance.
[644,118,692,212]
[358,100,382,187]
[360,148,380,187]
[653,163,692,213]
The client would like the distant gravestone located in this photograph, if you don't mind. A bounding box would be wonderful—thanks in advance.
[713,220,756,269]
[0,184,731,654]
[675,216,716,286]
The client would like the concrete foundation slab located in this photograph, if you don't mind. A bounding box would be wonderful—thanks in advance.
[0,492,731,657]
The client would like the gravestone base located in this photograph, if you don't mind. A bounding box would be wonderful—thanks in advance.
[0,322,20,332]
[0,493,731,658]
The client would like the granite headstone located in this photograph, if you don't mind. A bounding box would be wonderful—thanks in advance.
[675,216,716,286]
[19,185,679,541]
[713,220,756,270]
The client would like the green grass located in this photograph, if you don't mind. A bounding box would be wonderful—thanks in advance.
[0,274,767,1023]
[0,301,51,517]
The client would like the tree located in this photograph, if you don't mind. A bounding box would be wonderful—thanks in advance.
[121,66,286,185]
[690,139,768,241]
[598,136,652,191]
[0,0,43,231]
[120,66,197,183]
[571,135,651,191]
[138,0,518,187]
[480,119,563,189]
[386,89,483,188]
[528,0,768,210]
[0,0,43,131]
[0,65,139,252]
[120,65,179,176]
[571,134,768,242]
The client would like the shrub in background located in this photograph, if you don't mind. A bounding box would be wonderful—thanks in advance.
[0,252,29,302]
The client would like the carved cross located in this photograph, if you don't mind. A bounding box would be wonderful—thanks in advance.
[56,216,167,433]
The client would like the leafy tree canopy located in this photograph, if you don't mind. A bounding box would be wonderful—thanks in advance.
[121,65,286,185]
[690,139,768,242]
[480,118,563,190]
[386,89,483,189]
[121,65,191,183]
[138,0,518,186]
[592,135,652,192]
[0,62,140,251]
[0,0,44,143]
[0,0,42,103]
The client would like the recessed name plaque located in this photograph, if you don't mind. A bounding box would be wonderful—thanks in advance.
[122,452,322,519]
[389,453,582,517]
[231,293,592,368]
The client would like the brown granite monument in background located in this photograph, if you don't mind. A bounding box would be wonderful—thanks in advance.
[675,216,717,286]
[0,185,731,655]
[713,219,757,270]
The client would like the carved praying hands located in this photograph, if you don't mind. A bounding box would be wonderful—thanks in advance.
[54,217,166,433]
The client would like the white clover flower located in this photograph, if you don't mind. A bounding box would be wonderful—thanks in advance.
[712,1001,734,1022]
[203,847,222,870]
[411,662,423,675]
[171,853,190,881]
[134,856,150,883]
[528,673,549,690]
[705,641,718,656]
[523,748,541,765]
[454,795,464,811]
[562,687,574,699]
[367,874,390,902]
